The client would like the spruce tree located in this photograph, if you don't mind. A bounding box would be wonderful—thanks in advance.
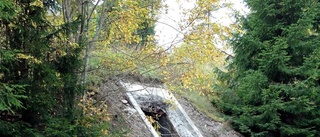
[214,0,320,136]
[0,0,84,136]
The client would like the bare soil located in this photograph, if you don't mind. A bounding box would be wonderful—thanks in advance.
[97,78,153,137]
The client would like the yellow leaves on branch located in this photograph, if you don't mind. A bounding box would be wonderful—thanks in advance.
[160,56,170,67]
[94,44,164,76]
[163,43,222,94]
[30,0,43,7]
[196,0,219,11]
[16,53,42,64]
[160,0,228,95]
[108,0,150,44]
[78,94,110,135]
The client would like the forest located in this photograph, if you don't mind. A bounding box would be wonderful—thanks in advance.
[0,0,319,136]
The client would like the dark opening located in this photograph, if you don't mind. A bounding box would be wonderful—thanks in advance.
[143,109,178,137]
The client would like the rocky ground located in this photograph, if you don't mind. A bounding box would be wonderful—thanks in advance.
[96,75,242,137]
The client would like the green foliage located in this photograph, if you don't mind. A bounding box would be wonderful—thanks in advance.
[0,0,91,136]
[0,83,27,112]
[214,0,320,136]
[0,120,43,137]
[0,0,16,22]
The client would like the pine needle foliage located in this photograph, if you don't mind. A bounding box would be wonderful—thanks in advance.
[0,0,88,136]
[214,0,320,136]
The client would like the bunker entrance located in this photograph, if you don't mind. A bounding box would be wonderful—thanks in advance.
[141,102,179,137]
[122,82,204,137]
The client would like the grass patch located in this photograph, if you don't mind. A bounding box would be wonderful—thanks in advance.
[177,91,225,123]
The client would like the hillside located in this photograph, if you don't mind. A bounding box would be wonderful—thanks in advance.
[95,75,242,137]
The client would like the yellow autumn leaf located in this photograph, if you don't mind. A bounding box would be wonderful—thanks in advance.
[30,0,43,7]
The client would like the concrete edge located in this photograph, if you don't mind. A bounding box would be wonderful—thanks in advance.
[169,93,204,137]
[126,92,160,137]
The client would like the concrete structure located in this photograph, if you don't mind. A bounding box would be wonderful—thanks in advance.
[121,82,203,137]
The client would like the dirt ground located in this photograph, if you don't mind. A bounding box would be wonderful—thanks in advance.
[97,76,242,137]
[175,96,242,137]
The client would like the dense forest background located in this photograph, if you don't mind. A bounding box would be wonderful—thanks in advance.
[0,0,319,136]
